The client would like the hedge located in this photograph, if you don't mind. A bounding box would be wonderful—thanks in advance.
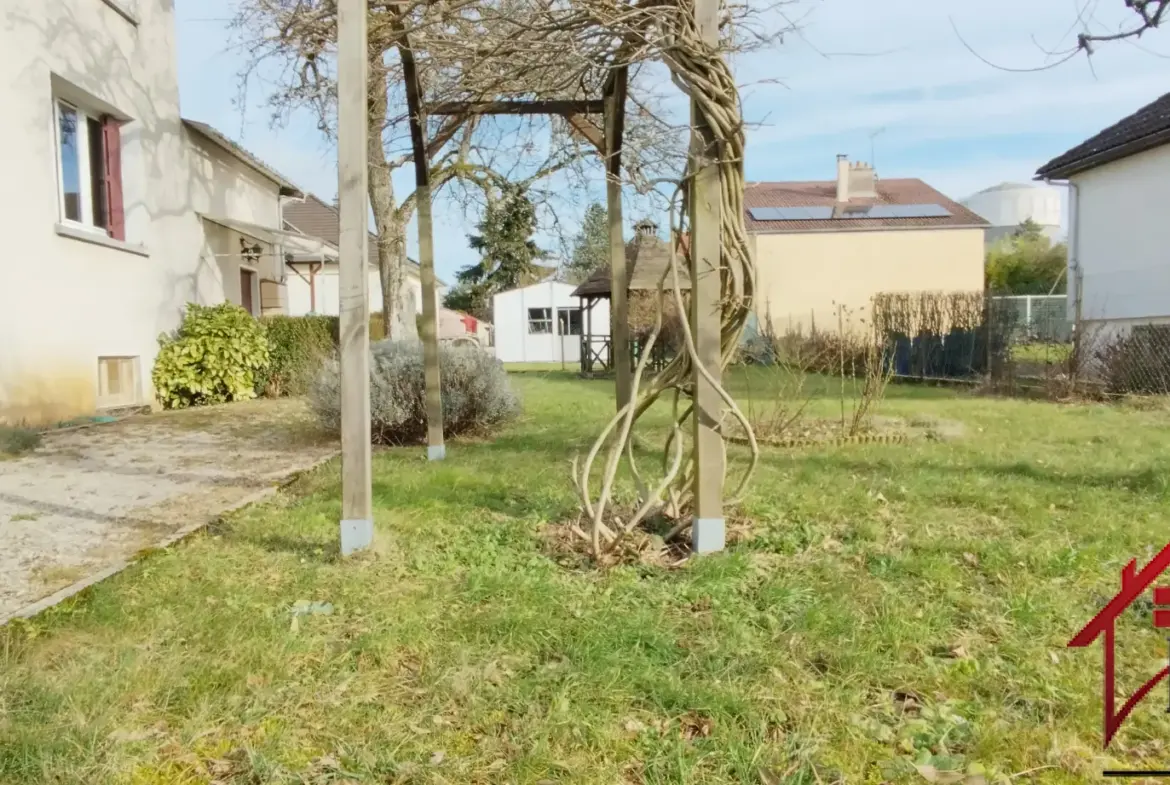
[258,313,392,397]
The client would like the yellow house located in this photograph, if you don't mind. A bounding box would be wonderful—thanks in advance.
[747,156,988,335]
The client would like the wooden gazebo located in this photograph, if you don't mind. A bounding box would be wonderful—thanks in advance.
[572,219,691,375]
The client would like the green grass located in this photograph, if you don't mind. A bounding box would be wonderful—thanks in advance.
[0,425,41,459]
[3,370,1170,783]
[1011,343,1073,365]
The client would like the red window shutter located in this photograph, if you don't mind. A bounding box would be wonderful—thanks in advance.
[102,118,125,241]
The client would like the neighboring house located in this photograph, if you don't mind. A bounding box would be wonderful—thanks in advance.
[282,194,442,338]
[745,156,988,334]
[1035,90,1170,340]
[961,182,1064,247]
[493,281,603,364]
[184,120,333,319]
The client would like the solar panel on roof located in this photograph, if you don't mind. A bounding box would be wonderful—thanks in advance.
[749,206,835,221]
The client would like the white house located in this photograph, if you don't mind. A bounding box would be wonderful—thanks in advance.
[1036,90,1170,340]
[493,281,608,364]
[282,193,441,337]
[961,182,1064,247]
[0,0,211,425]
[0,0,346,425]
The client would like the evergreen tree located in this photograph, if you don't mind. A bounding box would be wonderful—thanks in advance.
[444,185,550,319]
[559,202,609,283]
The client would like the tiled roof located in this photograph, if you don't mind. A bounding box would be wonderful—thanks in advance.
[744,178,986,232]
[282,193,421,274]
[1036,91,1170,179]
[182,119,303,198]
[571,234,692,298]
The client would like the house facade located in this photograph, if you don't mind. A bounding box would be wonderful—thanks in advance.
[282,194,437,337]
[746,156,988,335]
[0,0,340,425]
[1036,91,1170,341]
[0,0,208,424]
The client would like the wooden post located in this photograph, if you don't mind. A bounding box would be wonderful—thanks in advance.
[337,0,373,555]
[401,39,446,461]
[605,68,631,410]
[690,0,725,553]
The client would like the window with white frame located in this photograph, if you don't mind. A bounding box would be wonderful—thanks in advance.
[54,98,125,240]
[557,307,583,336]
[527,307,553,334]
[97,356,139,408]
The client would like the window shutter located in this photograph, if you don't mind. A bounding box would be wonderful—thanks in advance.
[102,118,125,241]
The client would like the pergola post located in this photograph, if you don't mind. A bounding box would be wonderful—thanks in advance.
[401,37,446,461]
[336,0,373,556]
[604,68,631,409]
[690,0,725,554]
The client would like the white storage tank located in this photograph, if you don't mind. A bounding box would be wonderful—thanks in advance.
[961,182,1064,246]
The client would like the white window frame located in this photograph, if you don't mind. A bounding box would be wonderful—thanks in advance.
[527,307,553,334]
[557,307,583,336]
[97,356,140,409]
[53,99,105,235]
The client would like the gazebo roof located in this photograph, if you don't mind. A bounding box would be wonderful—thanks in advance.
[571,231,692,299]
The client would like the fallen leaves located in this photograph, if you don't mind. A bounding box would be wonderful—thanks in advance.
[679,711,714,741]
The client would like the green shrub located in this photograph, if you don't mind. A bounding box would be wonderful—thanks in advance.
[152,303,271,409]
[0,426,40,458]
[259,315,339,397]
[310,341,519,444]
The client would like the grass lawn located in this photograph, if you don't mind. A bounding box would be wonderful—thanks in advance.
[1011,343,1073,366]
[3,370,1170,783]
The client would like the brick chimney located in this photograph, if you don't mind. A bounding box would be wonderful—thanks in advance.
[848,160,877,199]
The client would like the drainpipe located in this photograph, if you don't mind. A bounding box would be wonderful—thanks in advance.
[1045,178,1080,317]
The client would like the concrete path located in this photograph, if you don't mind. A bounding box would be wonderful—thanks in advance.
[0,399,337,622]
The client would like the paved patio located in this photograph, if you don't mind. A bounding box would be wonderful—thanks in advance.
[0,399,338,622]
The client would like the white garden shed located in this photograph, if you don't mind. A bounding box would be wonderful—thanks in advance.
[492,280,609,364]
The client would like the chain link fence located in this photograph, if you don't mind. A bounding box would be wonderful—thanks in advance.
[747,287,1170,399]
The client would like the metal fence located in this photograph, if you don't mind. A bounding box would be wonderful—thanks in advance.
[990,295,1071,344]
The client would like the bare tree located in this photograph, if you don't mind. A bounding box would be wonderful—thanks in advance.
[231,0,690,338]
[1077,0,1168,53]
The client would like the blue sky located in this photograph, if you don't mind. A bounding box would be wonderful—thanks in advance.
[176,0,1170,282]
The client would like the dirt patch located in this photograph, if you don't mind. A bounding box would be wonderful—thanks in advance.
[542,507,755,570]
[0,398,337,621]
[727,415,965,448]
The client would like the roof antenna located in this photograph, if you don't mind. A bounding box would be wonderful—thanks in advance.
[869,128,885,174]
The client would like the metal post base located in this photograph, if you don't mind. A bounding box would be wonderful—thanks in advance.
[427,444,446,461]
[692,517,726,554]
[340,518,374,556]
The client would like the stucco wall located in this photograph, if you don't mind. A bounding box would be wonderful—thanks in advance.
[750,227,986,334]
[1071,144,1170,325]
[0,0,209,425]
[186,129,282,230]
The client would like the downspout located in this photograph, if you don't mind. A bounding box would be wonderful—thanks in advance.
[1045,178,1080,317]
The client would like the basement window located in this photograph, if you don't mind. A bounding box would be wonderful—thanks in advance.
[97,356,139,409]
